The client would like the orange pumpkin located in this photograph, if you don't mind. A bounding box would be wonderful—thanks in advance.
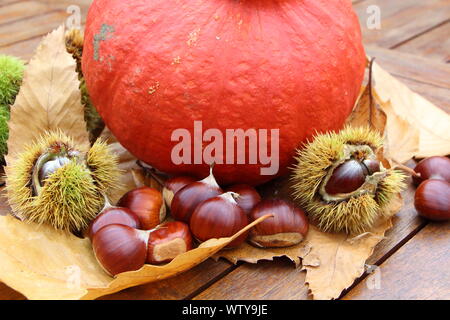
[82,0,366,185]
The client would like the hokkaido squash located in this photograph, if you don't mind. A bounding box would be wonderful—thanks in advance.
[82,0,366,185]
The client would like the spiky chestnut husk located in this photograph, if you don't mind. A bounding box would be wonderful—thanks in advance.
[292,126,406,234]
[0,54,24,107]
[0,106,10,160]
[65,29,104,143]
[0,55,25,162]
[6,130,121,232]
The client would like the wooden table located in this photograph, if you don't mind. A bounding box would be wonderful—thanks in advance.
[0,0,449,300]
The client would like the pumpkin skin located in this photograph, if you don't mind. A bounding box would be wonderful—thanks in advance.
[82,0,366,186]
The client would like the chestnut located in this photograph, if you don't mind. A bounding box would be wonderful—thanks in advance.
[162,176,196,209]
[325,160,368,195]
[248,199,309,248]
[190,192,249,248]
[93,221,193,276]
[413,156,450,186]
[226,184,262,215]
[118,186,166,230]
[147,221,193,264]
[171,166,223,222]
[414,179,450,221]
[92,224,148,276]
[87,206,141,240]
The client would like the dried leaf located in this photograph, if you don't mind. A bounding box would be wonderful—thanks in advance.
[6,26,89,165]
[0,206,269,300]
[372,62,450,160]
[99,127,164,203]
[303,195,403,300]
[346,59,387,134]
[214,241,311,267]
[380,98,420,164]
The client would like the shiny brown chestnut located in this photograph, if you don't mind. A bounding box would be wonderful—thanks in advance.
[226,184,262,215]
[92,224,148,276]
[190,192,249,248]
[325,160,367,195]
[162,176,196,209]
[249,199,309,248]
[171,166,223,222]
[414,179,450,221]
[87,206,141,240]
[147,221,193,264]
[412,156,450,186]
[118,186,166,230]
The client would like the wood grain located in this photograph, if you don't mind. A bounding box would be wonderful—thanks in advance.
[354,0,450,48]
[396,22,450,63]
[343,221,450,300]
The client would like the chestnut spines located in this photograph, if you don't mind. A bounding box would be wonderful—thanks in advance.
[88,207,141,240]
[413,156,450,186]
[171,182,222,222]
[190,192,249,248]
[92,224,148,276]
[147,221,193,264]
[325,160,366,195]
[163,176,195,208]
[249,199,308,248]
[226,184,262,215]
[118,186,166,230]
[414,179,450,221]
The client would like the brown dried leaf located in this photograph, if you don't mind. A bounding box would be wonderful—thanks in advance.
[214,241,311,267]
[6,26,89,165]
[346,60,387,134]
[303,194,403,300]
[0,206,269,300]
[372,62,450,161]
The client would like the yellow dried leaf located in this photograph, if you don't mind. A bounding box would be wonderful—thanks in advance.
[372,62,450,161]
[6,26,89,165]
[0,206,269,300]
[303,195,403,300]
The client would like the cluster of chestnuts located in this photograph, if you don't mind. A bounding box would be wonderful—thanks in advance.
[89,166,309,276]
[89,186,193,276]
[412,156,450,221]
[164,166,309,249]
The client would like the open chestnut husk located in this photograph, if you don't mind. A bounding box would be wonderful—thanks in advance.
[147,221,193,264]
[226,184,262,215]
[190,192,248,248]
[248,199,308,248]
[412,156,450,186]
[118,186,166,230]
[414,179,450,221]
[171,165,223,222]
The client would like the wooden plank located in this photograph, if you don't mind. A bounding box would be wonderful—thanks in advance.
[396,22,450,63]
[99,259,234,300]
[366,45,450,89]
[0,11,69,47]
[0,1,51,25]
[354,0,450,48]
[0,36,41,61]
[343,220,450,300]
